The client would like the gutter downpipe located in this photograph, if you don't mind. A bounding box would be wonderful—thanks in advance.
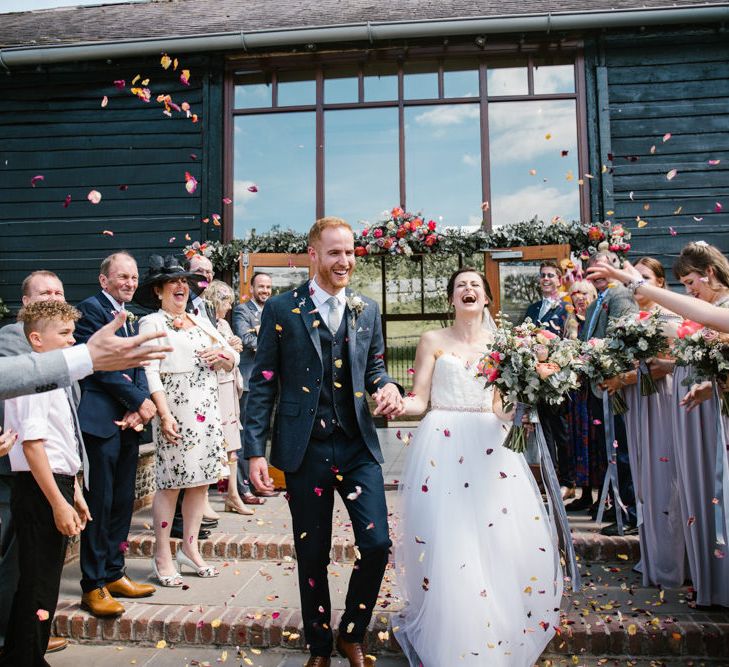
[0,6,728,68]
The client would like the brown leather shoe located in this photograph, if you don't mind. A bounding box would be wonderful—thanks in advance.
[106,575,156,598]
[80,587,125,617]
[336,635,375,667]
[305,657,331,667]
[46,636,68,653]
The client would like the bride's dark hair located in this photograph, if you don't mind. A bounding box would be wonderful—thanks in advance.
[446,267,493,304]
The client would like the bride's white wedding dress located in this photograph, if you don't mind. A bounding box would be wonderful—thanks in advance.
[394,353,563,666]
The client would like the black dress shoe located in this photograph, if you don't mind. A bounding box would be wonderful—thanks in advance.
[170,525,211,540]
[565,495,592,512]
[600,522,638,536]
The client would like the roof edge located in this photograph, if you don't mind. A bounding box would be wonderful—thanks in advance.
[1,5,728,69]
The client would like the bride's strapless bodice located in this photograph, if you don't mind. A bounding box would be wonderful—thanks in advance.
[429,353,493,412]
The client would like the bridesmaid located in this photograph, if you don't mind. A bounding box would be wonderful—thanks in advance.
[670,242,729,606]
[606,257,685,588]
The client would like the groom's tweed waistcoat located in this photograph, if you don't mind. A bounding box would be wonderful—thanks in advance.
[311,313,359,440]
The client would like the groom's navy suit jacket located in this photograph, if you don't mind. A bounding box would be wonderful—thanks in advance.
[243,281,399,472]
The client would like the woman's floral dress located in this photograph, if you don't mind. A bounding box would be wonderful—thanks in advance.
[154,319,227,490]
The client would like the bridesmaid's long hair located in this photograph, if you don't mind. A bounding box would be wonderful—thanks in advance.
[673,242,729,290]
[446,267,493,320]
[635,256,667,288]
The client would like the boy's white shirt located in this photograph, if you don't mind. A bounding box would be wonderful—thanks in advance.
[5,387,81,476]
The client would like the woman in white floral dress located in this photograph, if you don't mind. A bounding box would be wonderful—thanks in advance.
[136,256,239,586]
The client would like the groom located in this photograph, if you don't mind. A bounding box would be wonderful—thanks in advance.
[244,217,403,667]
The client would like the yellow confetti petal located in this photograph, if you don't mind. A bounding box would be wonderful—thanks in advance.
[334,359,343,368]
[355,391,364,398]
[302,386,310,393]
[627,624,637,636]
[275,324,283,332]
[156,640,167,649]
[291,308,301,314]
[211,618,221,628]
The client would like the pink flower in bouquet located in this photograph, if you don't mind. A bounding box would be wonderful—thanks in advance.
[702,328,719,342]
[677,320,703,339]
[354,246,368,257]
[609,244,621,252]
[428,220,437,231]
[535,362,560,380]
[534,344,549,362]
[362,228,369,236]
[412,217,423,228]
[536,329,558,340]
[587,338,599,347]
[637,311,651,320]
[424,234,438,247]
[612,224,625,238]
[383,238,394,249]
[587,225,604,243]
[396,227,408,238]
[489,351,504,362]
[373,228,384,238]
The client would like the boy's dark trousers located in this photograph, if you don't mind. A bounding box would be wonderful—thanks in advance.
[0,472,74,667]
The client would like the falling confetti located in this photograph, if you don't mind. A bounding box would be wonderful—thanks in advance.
[63,195,71,208]
[247,184,259,193]
[346,486,363,501]
[185,172,198,194]
[87,190,102,204]
[102,230,114,236]
[180,69,191,85]
[36,609,49,621]
[30,175,44,187]
[666,169,678,181]
[101,96,108,108]
[662,132,672,142]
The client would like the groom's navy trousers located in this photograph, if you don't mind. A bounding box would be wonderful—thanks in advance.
[286,428,391,657]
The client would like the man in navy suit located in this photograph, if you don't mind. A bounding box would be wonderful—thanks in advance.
[522,261,572,490]
[245,218,403,667]
[75,252,157,617]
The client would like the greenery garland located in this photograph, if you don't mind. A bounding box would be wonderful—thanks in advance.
[0,297,9,320]
[192,218,629,274]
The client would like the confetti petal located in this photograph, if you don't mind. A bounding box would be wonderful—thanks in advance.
[195,413,205,423]
[261,370,274,381]
[87,189,102,204]
[63,194,71,208]
[247,184,258,193]
[30,175,44,187]
[184,172,198,194]
[662,132,672,142]
[666,168,678,181]
[36,609,49,621]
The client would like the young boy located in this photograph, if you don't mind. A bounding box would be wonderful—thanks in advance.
[0,301,91,667]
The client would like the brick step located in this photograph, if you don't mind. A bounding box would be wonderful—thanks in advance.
[122,529,640,563]
[51,601,729,659]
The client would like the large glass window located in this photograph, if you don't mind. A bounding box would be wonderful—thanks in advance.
[230,52,584,236]
[233,112,316,233]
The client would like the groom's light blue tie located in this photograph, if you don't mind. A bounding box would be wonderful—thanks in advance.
[326,296,341,333]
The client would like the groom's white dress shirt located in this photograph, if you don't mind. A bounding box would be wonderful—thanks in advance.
[309,277,346,330]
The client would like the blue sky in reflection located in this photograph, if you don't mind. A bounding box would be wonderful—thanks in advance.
[232,66,580,237]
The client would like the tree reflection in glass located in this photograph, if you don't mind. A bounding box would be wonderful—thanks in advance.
[233,112,316,236]
[488,100,580,226]
[324,108,399,228]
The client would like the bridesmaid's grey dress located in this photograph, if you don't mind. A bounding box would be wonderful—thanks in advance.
[671,364,729,606]
[624,375,686,588]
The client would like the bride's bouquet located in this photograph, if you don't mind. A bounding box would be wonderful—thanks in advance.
[576,338,630,414]
[475,318,580,453]
[604,310,669,396]
[673,319,729,415]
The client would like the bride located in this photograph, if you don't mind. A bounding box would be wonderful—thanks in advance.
[392,267,563,666]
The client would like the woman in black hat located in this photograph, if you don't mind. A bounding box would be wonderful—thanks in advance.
[136,256,239,585]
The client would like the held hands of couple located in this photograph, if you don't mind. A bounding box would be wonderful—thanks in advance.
[116,400,156,431]
[372,382,405,418]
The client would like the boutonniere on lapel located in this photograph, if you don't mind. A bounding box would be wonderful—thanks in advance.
[112,310,138,326]
[346,294,366,328]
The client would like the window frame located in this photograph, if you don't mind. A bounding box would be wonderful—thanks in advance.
[223,43,590,241]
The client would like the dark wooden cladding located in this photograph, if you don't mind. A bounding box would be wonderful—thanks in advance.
[0,55,222,313]
[589,28,729,282]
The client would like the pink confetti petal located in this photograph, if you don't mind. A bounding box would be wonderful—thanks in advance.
[180,69,191,86]
[113,79,125,89]
[708,159,721,166]
[669,227,677,236]
[102,230,114,236]
[662,132,672,142]
[63,194,71,208]
[36,609,49,621]
[659,457,669,462]
[308,578,316,588]
[222,197,232,205]
[247,184,258,193]
[715,202,723,213]
[30,175,44,187]
[101,96,109,108]
[261,370,274,381]
[161,521,168,528]
[272,611,280,620]
[87,189,102,204]
[184,172,198,194]
[119,540,129,553]
[443,428,451,437]
[195,413,205,423]
[666,169,678,181]
[313,487,323,496]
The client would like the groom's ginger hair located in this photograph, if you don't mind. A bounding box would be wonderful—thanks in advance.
[308,217,353,247]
